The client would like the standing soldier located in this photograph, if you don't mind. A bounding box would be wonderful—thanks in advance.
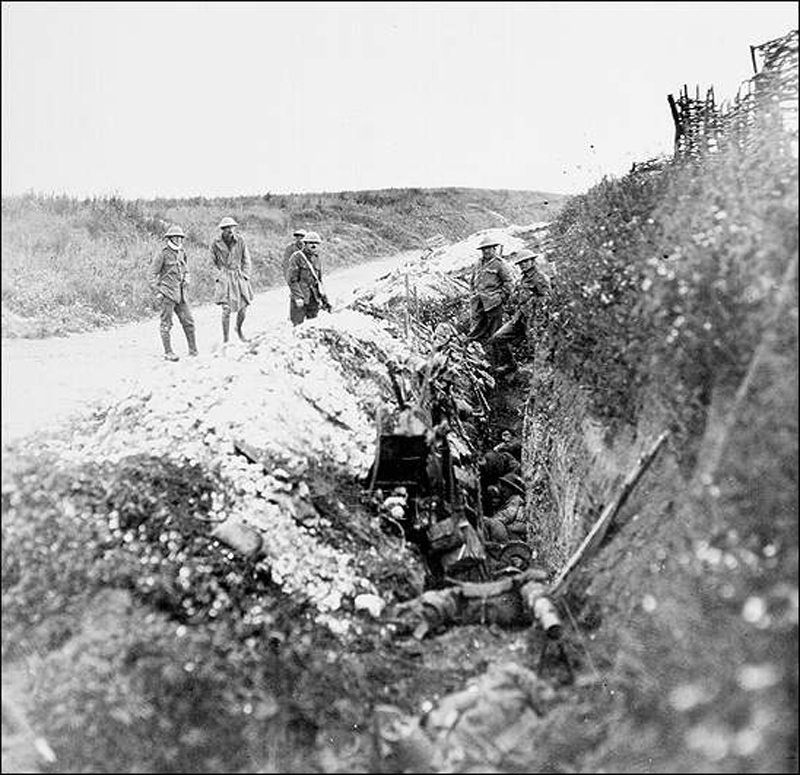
[282,229,306,283]
[488,248,551,367]
[287,230,330,326]
[467,234,515,374]
[211,216,254,343]
[150,225,197,361]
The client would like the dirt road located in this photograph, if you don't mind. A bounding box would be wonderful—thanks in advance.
[1,252,418,445]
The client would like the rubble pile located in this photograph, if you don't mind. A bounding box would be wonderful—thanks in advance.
[34,311,429,617]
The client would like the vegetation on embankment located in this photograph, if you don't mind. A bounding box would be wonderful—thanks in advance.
[2,98,796,775]
[1,187,564,338]
[522,109,797,772]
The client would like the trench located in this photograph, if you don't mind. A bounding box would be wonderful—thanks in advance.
[2,230,678,774]
[298,231,682,773]
[289,276,659,770]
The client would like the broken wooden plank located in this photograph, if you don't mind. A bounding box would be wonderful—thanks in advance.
[550,431,669,596]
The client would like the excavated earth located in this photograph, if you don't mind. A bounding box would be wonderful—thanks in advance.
[2,223,796,774]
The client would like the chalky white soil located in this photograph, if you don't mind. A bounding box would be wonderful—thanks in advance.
[1,253,416,443]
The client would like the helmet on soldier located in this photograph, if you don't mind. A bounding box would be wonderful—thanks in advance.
[476,234,502,250]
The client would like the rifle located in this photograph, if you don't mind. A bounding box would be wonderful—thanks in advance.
[296,251,331,311]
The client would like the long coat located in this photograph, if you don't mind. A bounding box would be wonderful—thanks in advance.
[150,245,190,303]
[211,236,254,311]
[287,248,324,306]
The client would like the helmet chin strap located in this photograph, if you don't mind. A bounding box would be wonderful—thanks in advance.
[167,238,182,251]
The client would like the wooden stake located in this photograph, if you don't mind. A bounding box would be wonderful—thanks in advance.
[551,431,669,596]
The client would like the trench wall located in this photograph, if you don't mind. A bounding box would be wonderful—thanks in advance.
[521,365,675,573]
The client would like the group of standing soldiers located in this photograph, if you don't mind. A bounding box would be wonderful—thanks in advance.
[467,233,551,376]
[151,220,548,369]
[150,219,329,361]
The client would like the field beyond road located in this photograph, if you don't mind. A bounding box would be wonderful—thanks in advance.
[1,187,565,339]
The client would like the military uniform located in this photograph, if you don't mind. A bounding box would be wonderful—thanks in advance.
[489,256,551,358]
[288,247,325,326]
[282,232,306,283]
[150,231,197,360]
[468,252,514,369]
[282,242,301,283]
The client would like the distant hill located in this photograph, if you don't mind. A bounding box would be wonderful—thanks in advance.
[1,187,568,337]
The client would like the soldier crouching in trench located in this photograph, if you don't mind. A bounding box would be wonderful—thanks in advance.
[150,225,198,361]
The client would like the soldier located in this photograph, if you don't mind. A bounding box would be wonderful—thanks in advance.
[483,473,527,543]
[488,248,551,365]
[282,229,306,283]
[467,234,516,374]
[150,225,197,361]
[493,428,523,462]
[211,216,254,343]
[287,230,330,326]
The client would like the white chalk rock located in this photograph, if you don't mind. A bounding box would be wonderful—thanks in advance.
[354,593,386,618]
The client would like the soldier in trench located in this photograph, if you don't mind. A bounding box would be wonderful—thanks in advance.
[150,224,198,361]
[487,248,551,365]
[467,234,517,375]
[483,472,528,543]
[493,428,523,462]
[211,216,254,344]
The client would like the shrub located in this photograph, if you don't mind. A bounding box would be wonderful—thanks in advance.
[540,119,798,451]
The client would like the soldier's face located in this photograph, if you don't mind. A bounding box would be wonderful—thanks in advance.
[481,246,496,260]
[304,242,319,255]
[222,226,235,239]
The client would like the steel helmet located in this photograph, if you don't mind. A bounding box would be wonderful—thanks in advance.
[498,473,526,496]
[302,231,322,243]
[163,225,186,239]
[512,248,536,264]
[292,228,307,238]
[218,216,238,229]
[476,234,502,250]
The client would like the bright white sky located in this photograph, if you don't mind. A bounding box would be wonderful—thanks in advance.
[2,1,797,198]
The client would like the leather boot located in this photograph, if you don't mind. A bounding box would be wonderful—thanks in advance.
[236,310,248,342]
[161,331,179,361]
[222,316,230,344]
[185,326,198,356]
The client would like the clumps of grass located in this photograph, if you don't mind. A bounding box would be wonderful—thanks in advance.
[539,119,797,455]
[2,188,566,338]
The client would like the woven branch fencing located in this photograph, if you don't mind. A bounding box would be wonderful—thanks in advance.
[668,28,798,161]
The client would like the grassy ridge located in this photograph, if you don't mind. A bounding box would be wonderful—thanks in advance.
[1,187,564,338]
[528,111,798,771]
